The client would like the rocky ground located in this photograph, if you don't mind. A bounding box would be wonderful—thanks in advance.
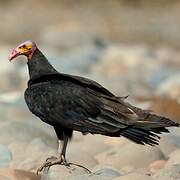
[0,42,179,180]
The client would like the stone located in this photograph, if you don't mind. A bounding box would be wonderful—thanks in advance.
[166,149,180,167]
[0,168,40,180]
[66,174,111,180]
[9,138,56,171]
[0,145,12,168]
[153,164,180,180]
[148,160,166,173]
[159,134,180,158]
[104,137,130,147]
[67,148,98,168]
[41,164,88,180]
[114,172,154,180]
[70,134,110,156]
[120,165,135,174]
[92,165,121,178]
[67,166,121,180]
[0,120,55,146]
[41,163,120,180]
[95,143,164,170]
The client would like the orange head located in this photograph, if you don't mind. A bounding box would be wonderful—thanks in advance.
[9,40,37,61]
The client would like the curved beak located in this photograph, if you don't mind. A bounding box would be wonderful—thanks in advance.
[9,48,20,62]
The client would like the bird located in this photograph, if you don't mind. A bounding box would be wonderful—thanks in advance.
[9,40,179,174]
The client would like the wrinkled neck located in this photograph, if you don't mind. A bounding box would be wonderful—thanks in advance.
[27,48,58,79]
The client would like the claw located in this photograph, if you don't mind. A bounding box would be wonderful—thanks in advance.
[36,155,68,175]
[36,155,92,175]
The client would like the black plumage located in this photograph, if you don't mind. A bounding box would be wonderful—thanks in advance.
[25,48,178,146]
[9,41,179,173]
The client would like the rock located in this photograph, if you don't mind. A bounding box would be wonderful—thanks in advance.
[153,164,180,180]
[104,137,130,147]
[95,143,164,170]
[92,165,121,177]
[0,168,40,180]
[148,160,166,173]
[90,44,180,97]
[166,149,180,167]
[67,148,98,168]
[67,166,120,180]
[114,172,154,180]
[41,164,88,180]
[0,145,12,168]
[42,164,120,180]
[120,165,135,174]
[70,134,110,156]
[67,174,113,180]
[159,134,180,158]
[0,120,55,145]
[9,138,56,171]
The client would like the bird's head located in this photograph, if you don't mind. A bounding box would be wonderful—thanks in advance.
[9,40,37,61]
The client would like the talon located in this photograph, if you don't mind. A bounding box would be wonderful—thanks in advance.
[36,155,67,175]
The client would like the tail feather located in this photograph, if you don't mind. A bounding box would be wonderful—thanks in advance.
[92,94,180,145]
[120,127,161,146]
[97,97,179,146]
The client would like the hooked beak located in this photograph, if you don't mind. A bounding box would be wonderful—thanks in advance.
[9,48,20,62]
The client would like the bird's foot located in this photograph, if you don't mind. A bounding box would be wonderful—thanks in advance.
[36,155,69,175]
[36,155,92,175]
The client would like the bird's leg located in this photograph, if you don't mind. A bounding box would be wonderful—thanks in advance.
[58,135,68,165]
[36,134,69,175]
[36,132,91,175]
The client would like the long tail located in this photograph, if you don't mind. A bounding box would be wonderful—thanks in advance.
[98,97,179,146]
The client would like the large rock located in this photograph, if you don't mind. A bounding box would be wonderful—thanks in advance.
[153,164,180,180]
[95,143,164,170]
[41,164,89,180]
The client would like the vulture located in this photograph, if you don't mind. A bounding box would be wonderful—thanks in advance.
[9,40,179,174]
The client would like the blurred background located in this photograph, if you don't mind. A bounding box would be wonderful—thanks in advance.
[0,0,180,179]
